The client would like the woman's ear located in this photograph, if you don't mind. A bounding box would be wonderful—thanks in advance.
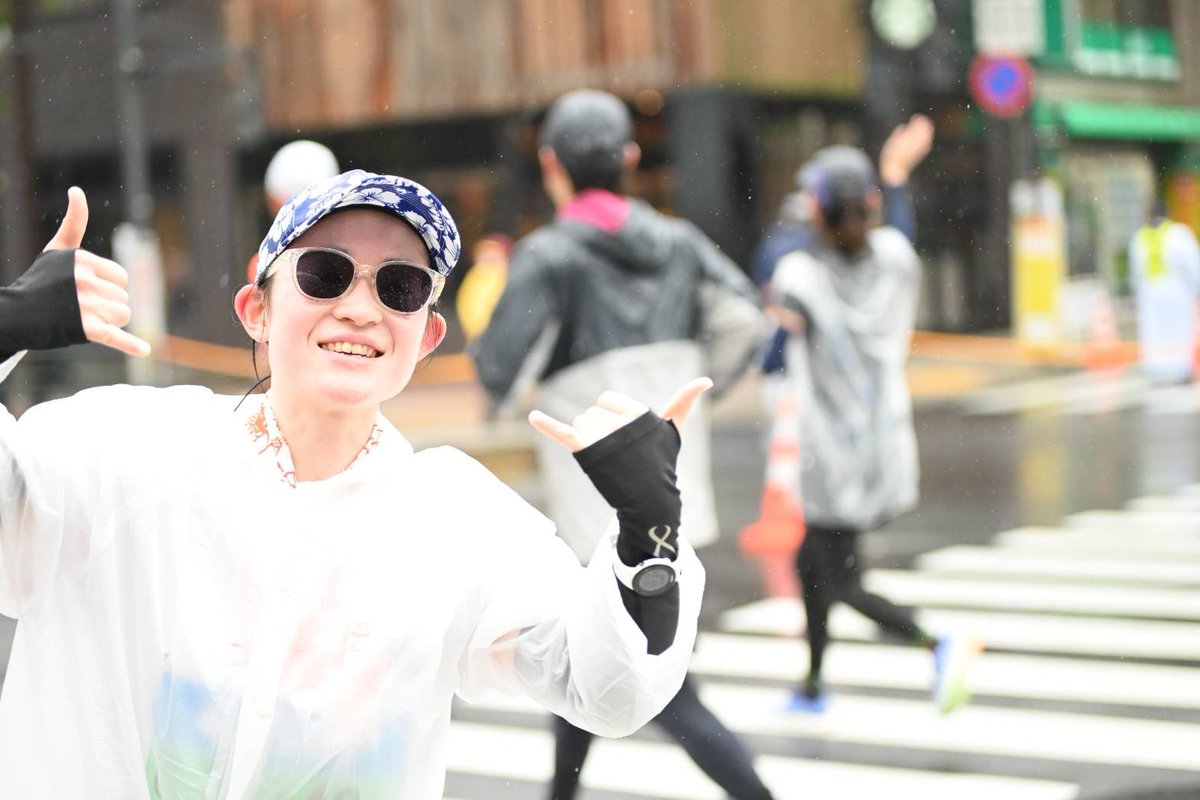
[234,284,268,342]
[419,311,448,358]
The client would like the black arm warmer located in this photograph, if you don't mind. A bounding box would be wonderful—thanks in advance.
[574,411,683,655]
[0,249,87,362]
[573,411,682,565]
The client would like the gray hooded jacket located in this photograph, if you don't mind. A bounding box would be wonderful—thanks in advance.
[770,226,921,530]
[471,198,765,558]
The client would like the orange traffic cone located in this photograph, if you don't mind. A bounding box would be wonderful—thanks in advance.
[739,380,806,598]
[1083,293,1125,374]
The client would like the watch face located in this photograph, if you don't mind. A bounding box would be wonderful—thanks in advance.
[634,564,677,597]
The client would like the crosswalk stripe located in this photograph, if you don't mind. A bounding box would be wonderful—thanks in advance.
[1068,509,1200,533]
[915,544,1200,584]
[1127,494,1200,513]
[718,598,1200,661]
[959,373,1200,417]
[694,683,1200,773]
[457,681,1200,773]
[995,527,1200,559]
[446,720,1079,799]
[961,373,1146,416]
[863,569,1200,619]
[1142,384,1200,415]
[689,633,1200,710]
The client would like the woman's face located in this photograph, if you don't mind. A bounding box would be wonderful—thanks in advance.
[239,207,446,413]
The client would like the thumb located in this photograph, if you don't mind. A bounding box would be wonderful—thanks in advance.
[660,377,713,432]
[43,186,89,252]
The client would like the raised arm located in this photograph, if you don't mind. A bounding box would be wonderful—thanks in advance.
[0,188,150,616]
[460,380,710,736]
[877,114,934,245]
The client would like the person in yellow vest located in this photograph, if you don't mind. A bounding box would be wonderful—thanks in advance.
[1129,203,1200,384]
[456,233,512,342]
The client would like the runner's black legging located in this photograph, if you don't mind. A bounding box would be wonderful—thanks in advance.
[549,675,774,800]
[796,525,922,681]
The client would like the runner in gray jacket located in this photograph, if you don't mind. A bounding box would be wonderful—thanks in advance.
[472,89,773,800]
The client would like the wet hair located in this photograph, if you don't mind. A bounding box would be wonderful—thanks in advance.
[539,89,633,192]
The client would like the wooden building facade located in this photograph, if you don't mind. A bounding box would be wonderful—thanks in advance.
[2,0,877,349]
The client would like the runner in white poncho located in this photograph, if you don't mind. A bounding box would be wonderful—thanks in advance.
[0,170,708,798]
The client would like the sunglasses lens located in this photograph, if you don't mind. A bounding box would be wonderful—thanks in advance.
[295,250,355,299]
[376,263,434,313]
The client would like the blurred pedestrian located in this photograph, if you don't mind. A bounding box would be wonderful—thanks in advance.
[0,170,711,797]
[471,89,772,800]
[768,145,981,715]
[456,232,512,342]
[1129,200,1200,384]
[739,117,934,594]
[752,114,933,373]
[245,139,342,283]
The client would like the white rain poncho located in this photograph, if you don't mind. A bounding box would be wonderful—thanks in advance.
[0,358,703,798]
[770,226,921,531]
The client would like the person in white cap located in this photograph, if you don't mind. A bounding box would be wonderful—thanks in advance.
[245,139,341,283]
[0,169,709,798]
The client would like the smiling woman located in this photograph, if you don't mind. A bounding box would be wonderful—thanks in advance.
[0,169,710,798]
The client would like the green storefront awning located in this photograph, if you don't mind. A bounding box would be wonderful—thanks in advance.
[1060,101,1200,141]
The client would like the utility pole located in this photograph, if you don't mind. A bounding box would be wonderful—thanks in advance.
[0,0,38,282]
[113,0,153,230]
[113,0,164,383]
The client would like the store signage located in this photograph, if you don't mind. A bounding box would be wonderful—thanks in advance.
[972,0,1045,56]
[1011,178,1066,351]
[969,55,1034,118]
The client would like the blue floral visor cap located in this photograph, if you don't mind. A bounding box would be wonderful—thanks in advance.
[256,169,461,281]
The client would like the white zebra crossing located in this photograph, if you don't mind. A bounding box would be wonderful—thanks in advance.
[458,678,1200,774]
[721,599,1200,661]
[961,372,1149,416]
[448,497,1200,798]
[1068,508,1200,532]
[689,634,1200,711]
[996,526,1200,559]
[958,372,1200,416]
[914,544,1200,583]
[446,721,1078,799]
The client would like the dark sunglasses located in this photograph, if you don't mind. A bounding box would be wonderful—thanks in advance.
[266,247,445,314]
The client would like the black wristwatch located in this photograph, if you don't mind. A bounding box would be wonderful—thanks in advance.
[613,555,679,597]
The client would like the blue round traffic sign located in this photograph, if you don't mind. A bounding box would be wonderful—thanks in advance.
[970,56,1034,118]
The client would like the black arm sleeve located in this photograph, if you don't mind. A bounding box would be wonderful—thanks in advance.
[574,412,683,655]
[0,249,87,362]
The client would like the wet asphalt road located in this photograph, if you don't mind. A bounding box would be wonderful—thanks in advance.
[2,368,1199,799]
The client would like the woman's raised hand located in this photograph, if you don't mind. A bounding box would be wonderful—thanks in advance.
[878,113,935,187]
[529,377,713,453]
[45,188,151,358]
